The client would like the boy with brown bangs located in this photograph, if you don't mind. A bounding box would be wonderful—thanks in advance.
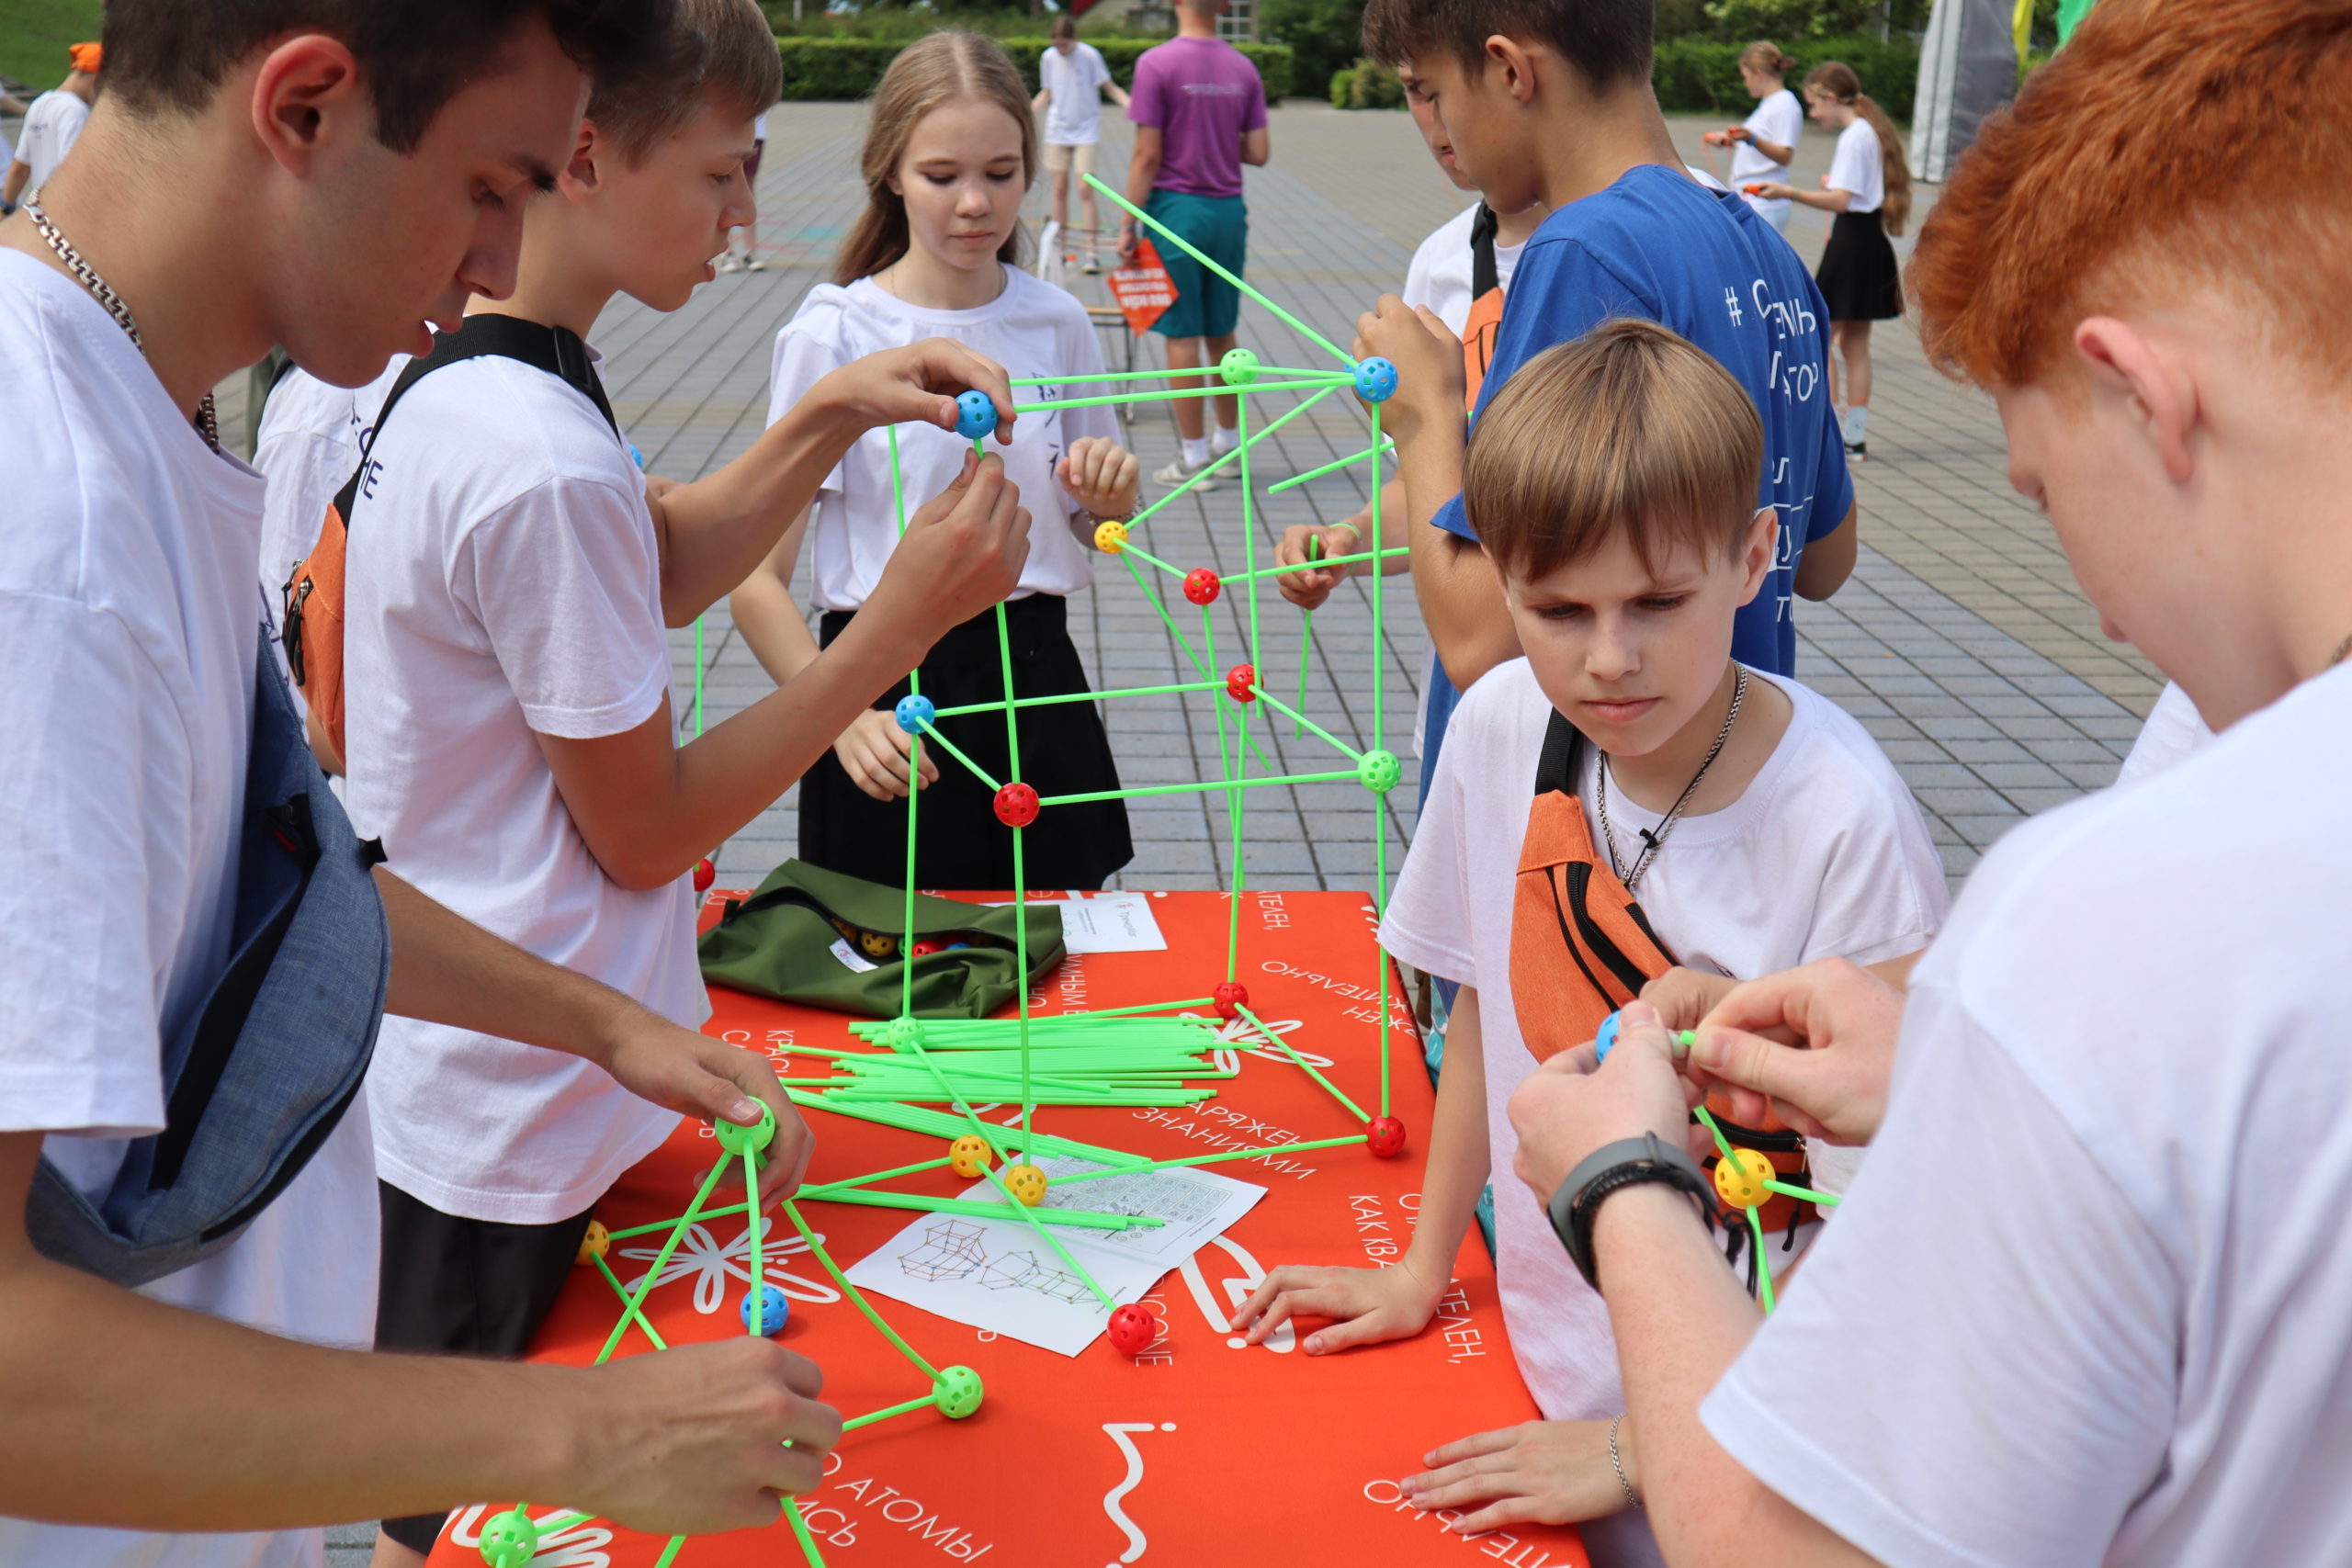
[1346,0,1857,789]
[340,3,1031,1561]
[1504,3,2352,1564]
[1235,320,1943,1567]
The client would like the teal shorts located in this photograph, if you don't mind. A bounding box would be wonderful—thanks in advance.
[1143,188,1247,340]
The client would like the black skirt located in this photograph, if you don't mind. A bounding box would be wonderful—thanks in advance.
[1815,208,1903,321]
[797,592,1134,892]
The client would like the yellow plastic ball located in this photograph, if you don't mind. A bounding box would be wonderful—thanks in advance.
[1713,1148,1775,1211]
[949,1134,993,1179]
[575,1219,609,1266]
[1003,1163,1048,1206]
[1094,520,1128,554]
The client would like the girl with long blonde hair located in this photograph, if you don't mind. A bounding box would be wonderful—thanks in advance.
[1752,61,1913,459]
[732,30,1143,889]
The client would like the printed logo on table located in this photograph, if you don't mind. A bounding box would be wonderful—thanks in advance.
[617,1214,842,1314]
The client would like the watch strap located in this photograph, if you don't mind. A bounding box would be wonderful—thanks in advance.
[1545,1132,1714,1292]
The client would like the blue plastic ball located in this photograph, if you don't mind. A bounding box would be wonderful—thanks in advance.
[894,694,935,735]
[1594,1010,1622,1064]
[1352,356,1399,403]
[954,389,999,440]
[741,1282,790,1336]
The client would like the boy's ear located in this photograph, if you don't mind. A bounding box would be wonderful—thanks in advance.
[557,118,606,199]
[1480,34,1541,106]
[1736,508,1777,605]
[2072,315,2199,485]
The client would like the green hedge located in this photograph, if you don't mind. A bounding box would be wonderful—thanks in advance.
[1650,33,1920,117]
[1328,59,1405,110]
[775,36,1295,104]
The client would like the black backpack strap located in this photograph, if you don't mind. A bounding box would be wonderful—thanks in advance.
[329,314,618,518]
[1469,201,1500,300]
[1534,707,1585,797]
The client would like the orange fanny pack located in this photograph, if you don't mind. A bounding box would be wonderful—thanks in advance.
[280,315,618,774]
[1508,709,1814,1236]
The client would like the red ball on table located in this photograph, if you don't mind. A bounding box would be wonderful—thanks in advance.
[1107,1303,1157,1355]
[1213,981,1249,1021]
[993,782,1040,828]
[1367,1116,1408,1158]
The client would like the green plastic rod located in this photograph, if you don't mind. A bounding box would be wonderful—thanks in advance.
[1049,1134,1372,1182]
[1037,767,1360,808]
[842,1390,945,1431]
[912,717,1001,794]
[594,1156,729,1364]
[931,678,1221,719]
[590,1253,668,1351]
[1762,1178,1843,1207]
[1219,545,1409,583]
[1084,173,1356,367]
[1246,684,1364,763]
[777,1197,944,1381]
[1264,440,1396,492]
[1237,1003,1371,1122]
[802,1187,1166,1229]
[1125,387,1337,528]
[1012,377,1344,414]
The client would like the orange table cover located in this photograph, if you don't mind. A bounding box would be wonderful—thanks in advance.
[428,890,1587,1568]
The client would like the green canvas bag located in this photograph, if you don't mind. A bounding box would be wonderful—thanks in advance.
[696,859,1065,1020]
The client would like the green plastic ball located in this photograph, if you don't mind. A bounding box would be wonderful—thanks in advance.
[1218,347,1261,387]
[884,1016,923,1052]
[1356,748,1401,795]
[934,1364,985,1419]
[478,1509,537,1568]
[713,1100,775,1157]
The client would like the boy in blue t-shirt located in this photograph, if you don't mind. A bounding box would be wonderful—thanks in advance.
[1354,0,1855,778]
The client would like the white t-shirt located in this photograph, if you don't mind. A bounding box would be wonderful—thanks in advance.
[767,265,1117,611]
[1704,662,2352,1568]
[2114,680,2215,786]
[1380,659,1948,1420]
[1041,42,1114,145]
[343,345,699,1225]
[1400,203,1528,338]
[252,358,404,604]
[1731,88,1803,218]
[1826,116,1885,215]
[0,252,378,1568]
[15,87,88,190]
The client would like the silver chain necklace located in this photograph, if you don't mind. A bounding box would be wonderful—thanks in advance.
[24,187,220,452]
[1596,664,1750,892]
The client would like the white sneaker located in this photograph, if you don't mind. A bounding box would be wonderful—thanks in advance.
[716,254,744,274]
[1083,252,1102,275]
[1152,454,1219,492]
[743,256,766,272]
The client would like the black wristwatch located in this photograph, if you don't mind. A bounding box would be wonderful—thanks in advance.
[1546,1133,1715,1292]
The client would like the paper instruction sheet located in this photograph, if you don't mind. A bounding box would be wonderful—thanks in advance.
[985,891,1167,953]
[843,1157,1262,1356]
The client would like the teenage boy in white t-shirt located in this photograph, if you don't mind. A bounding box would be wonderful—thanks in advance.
[1033,17,1129,272]
[1233,321,1944,1567]
[340,5,1029,1562]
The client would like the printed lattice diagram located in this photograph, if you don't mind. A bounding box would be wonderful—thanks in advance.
[899,1219,989,1283]
[978,1249,1095,1305]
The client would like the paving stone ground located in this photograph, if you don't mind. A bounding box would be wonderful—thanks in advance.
[275,91,2159,1566]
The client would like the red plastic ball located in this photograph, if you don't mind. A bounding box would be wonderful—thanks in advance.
[1213,981,1249,1021]
[909,940,944,958]
[1107,1303,1157,1355]
[1183,569,1221,605]
[1367,1116,1408,1158]
[692,857,715,893]
[993,783,1040,828]
[1225,663,1258,703]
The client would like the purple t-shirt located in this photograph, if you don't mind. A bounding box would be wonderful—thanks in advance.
[1126,37,1266,200]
